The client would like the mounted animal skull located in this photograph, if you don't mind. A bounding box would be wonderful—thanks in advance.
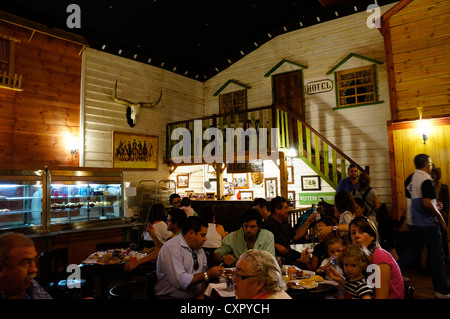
[112,80,163,127]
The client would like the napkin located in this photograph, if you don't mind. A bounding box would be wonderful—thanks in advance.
[204,283,236,298]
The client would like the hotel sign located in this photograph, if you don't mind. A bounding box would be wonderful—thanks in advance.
[305,79,333,95]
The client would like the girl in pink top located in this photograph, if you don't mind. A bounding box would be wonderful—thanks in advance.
[349,216,405,299]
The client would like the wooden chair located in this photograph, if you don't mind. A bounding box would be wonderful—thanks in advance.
[38,247,86,299]
[108,270,157,299]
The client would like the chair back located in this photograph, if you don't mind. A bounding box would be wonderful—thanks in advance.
[38,247,69,287]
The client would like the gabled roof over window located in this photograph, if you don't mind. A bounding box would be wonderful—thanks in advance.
[213,79,251,96]
[326,53,382,75]
[264,59,308,77]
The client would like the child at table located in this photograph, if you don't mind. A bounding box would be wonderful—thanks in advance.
[328,244,373,299]
[316,238,345,298]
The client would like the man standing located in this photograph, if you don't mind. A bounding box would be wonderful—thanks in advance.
[263,196,316,265]
[336,164,359,193]
[155,216,223,299]
[212,209,275,266]
[0,232,52,299]
[399,154,450,299]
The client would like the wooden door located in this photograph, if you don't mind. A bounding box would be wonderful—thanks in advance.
[274,71,304,120]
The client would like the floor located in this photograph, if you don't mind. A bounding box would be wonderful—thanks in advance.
[402,263,450,299]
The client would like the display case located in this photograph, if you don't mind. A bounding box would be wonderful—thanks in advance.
[48,169,124,232]
[0,168,47,233]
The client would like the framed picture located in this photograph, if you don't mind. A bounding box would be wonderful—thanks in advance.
[205,192,215,200]
[301,175,321,191]
[196,193,205,200]
[177,174,189,188]
[185,190,194,198]
[264,178,277,198]
[287,166,294,184]
[112,131,158,169]
[287,191,296,208]
[240,190,254,200]
[232,173,249,189]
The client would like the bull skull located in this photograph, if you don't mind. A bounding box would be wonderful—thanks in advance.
[112,80,162,127]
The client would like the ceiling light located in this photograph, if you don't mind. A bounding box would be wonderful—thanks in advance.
[147,58,152,63]
[118,49,122,55]
[335,11,339,16]
[102,44,106,50]
[133,54,137,59]
[316,16,321,22]
[354,6,358,11]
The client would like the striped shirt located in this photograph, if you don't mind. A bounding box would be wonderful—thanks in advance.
[345,278,373,299]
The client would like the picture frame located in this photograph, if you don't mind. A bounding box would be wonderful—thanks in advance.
[196,193,205,200]
[185,190,194,198]
[205,192,215,200]
[287,166,294,184]
[177,174,190,188]
[264,178,277,198]
[301,175,321,191]
[287,191,296,208]
[112,131,158,169]
[232,173,249,189]
[240,190,254,200]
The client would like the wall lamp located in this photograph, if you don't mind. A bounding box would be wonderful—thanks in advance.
[66,135,79,158]
[416,107,431,144]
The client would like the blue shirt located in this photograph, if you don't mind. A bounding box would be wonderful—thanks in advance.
[336,177,358,193]
[0,280,52,299]
[155,234,207,299]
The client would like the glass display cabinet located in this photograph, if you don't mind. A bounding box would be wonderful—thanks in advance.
[0,168,47,233]
[48,169,124,232]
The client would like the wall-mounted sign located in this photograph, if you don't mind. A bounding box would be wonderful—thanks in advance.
[305,79,333,95]
[227,160,263,173]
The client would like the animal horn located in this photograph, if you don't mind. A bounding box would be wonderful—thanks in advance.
[139,90,163,108]
[112,80,134,107]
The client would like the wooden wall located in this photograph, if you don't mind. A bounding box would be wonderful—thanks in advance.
[381,0,450,121]
[204,4,397,206]
[0,21,82,166]
[389,119,450,219]
[82,48,204,204]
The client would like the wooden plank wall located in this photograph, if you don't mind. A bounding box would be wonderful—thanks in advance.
[0,21,82,166]
[390,121,450,220]
[82,48,204,189]
[204,4,397,206]
[388,0,450,121]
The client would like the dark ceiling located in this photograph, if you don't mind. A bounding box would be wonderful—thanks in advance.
[1,0,397,81]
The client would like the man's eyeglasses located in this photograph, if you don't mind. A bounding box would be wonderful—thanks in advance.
[192,252,199,270]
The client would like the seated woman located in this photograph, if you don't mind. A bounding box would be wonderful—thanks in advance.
[347,216,405,299]
[233,249,291,299]
[143,203,173,246]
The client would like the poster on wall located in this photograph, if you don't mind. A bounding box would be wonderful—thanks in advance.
[112,131,158,169]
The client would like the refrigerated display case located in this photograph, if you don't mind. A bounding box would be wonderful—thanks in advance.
[48,169,124,231]
[0,169,46,233]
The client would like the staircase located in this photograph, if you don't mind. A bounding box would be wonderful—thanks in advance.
[165,104,368,189]
[276,104,368,189]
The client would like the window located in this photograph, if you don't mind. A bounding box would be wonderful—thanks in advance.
[0,38,11,74]
[335,65,377,108]
[219,89,246,114]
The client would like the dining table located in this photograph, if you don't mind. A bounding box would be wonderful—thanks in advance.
[206,266,338,300]
[79,248,156,299]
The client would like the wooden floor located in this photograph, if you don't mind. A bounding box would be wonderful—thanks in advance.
[402,263,450,299]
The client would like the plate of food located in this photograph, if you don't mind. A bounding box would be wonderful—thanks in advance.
[287,279,319,289]
[294,269,315,279]
[221,268,236,278]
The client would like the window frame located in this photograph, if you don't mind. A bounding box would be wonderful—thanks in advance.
[219,89,247,114]
[333,64,382,110]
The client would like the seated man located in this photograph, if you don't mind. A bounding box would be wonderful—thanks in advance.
[263,196,317,265]
[155,216,223,299]
[0,232,52,299]
[212,209,275,267]
[252,197,271,221]
[125,208,186,272]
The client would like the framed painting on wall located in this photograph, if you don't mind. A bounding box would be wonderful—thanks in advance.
[301,175,321,191]
[287,191,296,208]
[112,131,158,169]
[287,166,294,184]
[240,190,254,200]
[264,178,277,198]
[177,174,189,188]
[232,173,249,189]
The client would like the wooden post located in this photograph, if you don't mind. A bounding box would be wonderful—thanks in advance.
[279,150,288,199]
[215,163,225,200]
